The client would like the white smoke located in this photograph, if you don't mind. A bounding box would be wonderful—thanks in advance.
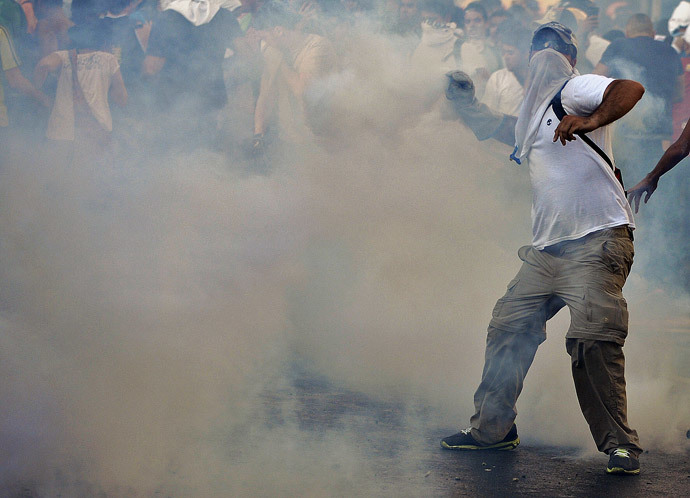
[0,19,688,496]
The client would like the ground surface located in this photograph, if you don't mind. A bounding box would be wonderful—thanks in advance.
[6,371,690,497]
[279,373,690,497]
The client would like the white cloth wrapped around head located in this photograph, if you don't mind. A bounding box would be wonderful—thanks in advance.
[513,48,577,163]
[159,0,242,25]
[669,1,690,37]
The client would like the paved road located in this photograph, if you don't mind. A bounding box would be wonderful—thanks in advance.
[282,374,690,497]
[5,370,689,497]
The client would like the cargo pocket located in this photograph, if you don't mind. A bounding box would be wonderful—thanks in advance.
[585,288,629,338]
[492,277,520,317]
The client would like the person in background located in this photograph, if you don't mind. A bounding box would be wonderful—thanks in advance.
[454,1,501,99]
[667,1,690,142]
[594,13,686,288]
[393,0,421,36]
[142,0,243,150]
[595,13,683,181]
[626,118,690,293]
[480,20,530,116]
[0,0,51,138]
[487,7,508,43]
[33,21,127,154]
[36,0,72,57]
[410,0,461,73]
[251,3,336,151]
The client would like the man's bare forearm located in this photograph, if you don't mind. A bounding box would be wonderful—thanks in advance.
[588,79,644,129]
[646,125,690,182]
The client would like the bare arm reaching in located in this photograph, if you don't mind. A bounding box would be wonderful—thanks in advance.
[627,120,690,213]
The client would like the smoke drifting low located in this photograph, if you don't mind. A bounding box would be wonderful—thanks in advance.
[0,24,688,496]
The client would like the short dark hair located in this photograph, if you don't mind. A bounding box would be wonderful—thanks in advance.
[464,1,488,21]
[68,20,112,50]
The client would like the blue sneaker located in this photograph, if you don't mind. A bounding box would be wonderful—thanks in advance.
[440,424,519,451]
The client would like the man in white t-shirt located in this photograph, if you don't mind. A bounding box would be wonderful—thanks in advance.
[481,21,530,116]
[441,22,645,476]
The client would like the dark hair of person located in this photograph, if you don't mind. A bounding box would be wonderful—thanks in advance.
[464,1,488,21]
[655,17,671,39]
[602,28,625,42]
[68,19,112,51]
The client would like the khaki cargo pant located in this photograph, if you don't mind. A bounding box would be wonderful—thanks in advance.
[469,226,642,456]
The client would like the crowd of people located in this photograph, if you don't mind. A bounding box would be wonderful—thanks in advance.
[2,0,690,167]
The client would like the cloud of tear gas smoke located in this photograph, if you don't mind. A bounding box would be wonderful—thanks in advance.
[1,15,688,497]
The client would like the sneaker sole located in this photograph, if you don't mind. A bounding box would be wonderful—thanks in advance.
[440,437,520,451]
[606,467,640,476]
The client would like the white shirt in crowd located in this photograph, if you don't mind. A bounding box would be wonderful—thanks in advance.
[46,50,120,141]
[481,68,524,116]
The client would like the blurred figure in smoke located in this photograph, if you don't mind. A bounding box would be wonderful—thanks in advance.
[626,119,690,292]
[595,13,683,181]
[441,21,646,476]
[594,13,686,289]
[668,1,690,56]
[505,2,533,29]
[105,0,155,125]
[392,0,421,36]
[486,7,508,43]
[668,1,690,142]
[480,20,530,116]
[0,0,51,140]
[34,20,127,161]
[142,0,242,151]
[410,0,462,73]
[35,0,74,57]
[250,3,335,156]
[454,1,501,99]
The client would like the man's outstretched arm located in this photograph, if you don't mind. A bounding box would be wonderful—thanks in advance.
[552,79,644,145]
[445,71,516,146]
[627,120,690,213]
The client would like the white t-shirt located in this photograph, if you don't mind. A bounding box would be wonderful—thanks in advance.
[46,50,120,141]
[528,74,635,250]
[481,68,524,116]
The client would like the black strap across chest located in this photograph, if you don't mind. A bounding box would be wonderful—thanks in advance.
[549,82,625,191]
